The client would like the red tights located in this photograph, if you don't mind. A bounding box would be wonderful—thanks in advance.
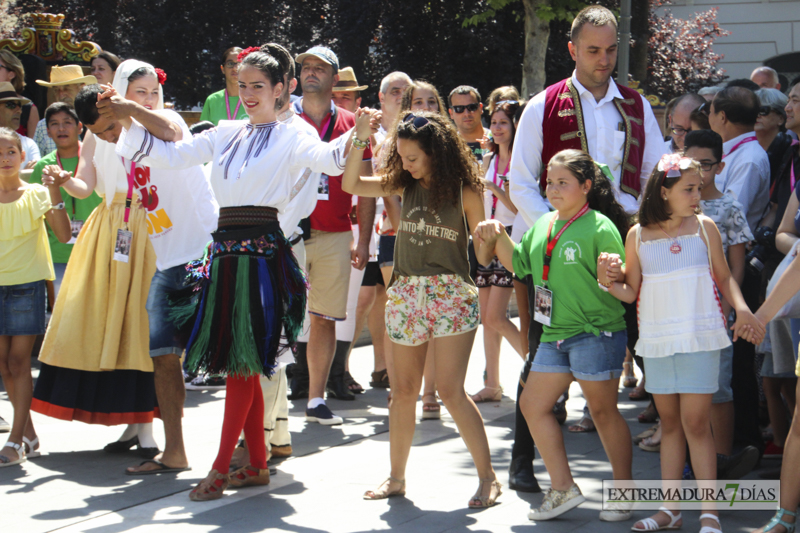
[211,374,267,474]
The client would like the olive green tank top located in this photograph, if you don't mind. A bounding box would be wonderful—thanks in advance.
[392,181,473,285]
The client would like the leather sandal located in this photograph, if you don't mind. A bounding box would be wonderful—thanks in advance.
[228,464,270,488]
[189,469,229,501]
[622,361,638,388]
[343,371,364,394]
[468,478,502,508]
[363,476,406,500]
[470,386,503,403]
[370,369,390,389]
[421,393,441,420]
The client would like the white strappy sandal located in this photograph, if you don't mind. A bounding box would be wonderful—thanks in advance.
[698,513,722,533]
[632,506,682,531]
[0,441,26,468]
[23,436,40,458]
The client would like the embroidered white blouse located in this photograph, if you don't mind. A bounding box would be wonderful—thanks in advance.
[115,119,347,212]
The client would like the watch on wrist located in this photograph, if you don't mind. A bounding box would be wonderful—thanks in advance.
[51,202,65,211]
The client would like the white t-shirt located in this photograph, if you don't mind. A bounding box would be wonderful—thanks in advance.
[19,134,41,167]
[483,154,516,227]
[130,110,219,270]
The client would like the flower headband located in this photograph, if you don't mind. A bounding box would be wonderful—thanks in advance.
[237,46,260,62]
[154,68,167,85]
[657,153,693,180]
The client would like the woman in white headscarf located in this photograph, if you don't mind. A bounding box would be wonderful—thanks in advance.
[32,60,165,457]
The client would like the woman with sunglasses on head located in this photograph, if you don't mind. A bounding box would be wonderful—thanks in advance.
[343,110,502,509]
[471,99,525,404]
[199,47,248,126]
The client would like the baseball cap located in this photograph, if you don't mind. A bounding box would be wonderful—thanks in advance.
[295,46,339,72]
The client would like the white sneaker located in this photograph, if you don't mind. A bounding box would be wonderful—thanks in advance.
[528,484,585,521]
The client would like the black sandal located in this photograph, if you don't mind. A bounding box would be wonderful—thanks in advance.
[344,371,364,394]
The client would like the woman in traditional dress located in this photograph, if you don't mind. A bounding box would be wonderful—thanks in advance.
[31,60,175,457]
[113,47,352,500]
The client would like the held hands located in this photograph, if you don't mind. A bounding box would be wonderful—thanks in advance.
[96,85,135,124]
[479,131,495,153]
[731,309,766,345]
[354,107,376,143]
[41,164,72,188]
[369,110,382,135]
[473,220,504,249]
[597,253,622,285]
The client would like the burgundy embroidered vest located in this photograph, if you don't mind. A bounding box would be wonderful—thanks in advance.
[540,78,646,198]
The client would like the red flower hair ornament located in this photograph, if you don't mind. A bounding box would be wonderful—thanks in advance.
[237,47,260,62]
[154,68,167,85]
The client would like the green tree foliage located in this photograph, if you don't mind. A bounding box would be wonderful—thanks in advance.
[10,0,525,109]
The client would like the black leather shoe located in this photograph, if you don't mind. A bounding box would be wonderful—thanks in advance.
[103,436,139,453]
[508,456,541,493]
[325,380,356,401]
[553,400,567,426]
[717,446,760,479]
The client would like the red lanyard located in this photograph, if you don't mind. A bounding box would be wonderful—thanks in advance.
[721,135,757,160]
[542,203,590,283]
[56,145,81,217]
[491,156,509,218]
[121,158,136,224]
[225,89,242,120]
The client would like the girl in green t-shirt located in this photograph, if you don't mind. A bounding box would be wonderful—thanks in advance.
[475,149,633,521]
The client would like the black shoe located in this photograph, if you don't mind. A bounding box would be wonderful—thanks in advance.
[326,379,356,401]
[553,400,567,426]
[104,436,139,453]
[717,446,760,479]
[288,382,309,400]
[508,456,541,493]
[305,404,344,425]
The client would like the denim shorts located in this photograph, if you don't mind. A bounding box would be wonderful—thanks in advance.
[644,350,720,395]
[0,280,46,336]
[531,330,627,381]
[146,263,192,357]
[712,343,734,403]
[378,234,395,269]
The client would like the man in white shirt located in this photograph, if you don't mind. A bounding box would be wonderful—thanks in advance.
[509,14,664,227]
[709,86,770,233]
[507,5,665,522]
[708,85,770,460]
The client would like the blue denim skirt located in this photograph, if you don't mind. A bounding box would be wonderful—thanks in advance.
[0,280,47,336]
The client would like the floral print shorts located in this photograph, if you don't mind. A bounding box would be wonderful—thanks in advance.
[385,274,480,346]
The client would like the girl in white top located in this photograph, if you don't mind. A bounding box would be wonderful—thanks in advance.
[601,154,763,533]
[471,100,525,403]
[115,48,349,501]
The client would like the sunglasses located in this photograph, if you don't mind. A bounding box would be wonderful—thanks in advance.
[696,102,710,116]
[4,101,22,110]
[495,100,519,107]
[403,113,431,129]
[758,105,778,117]
[670,126,691,136]
[451,103,480,114]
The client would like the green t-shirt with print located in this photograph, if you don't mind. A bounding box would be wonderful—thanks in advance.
[512,209,626,342]
[29,151,103,264]
[199,89,248,125]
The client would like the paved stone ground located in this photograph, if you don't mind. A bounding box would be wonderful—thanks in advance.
[2,320,776,532]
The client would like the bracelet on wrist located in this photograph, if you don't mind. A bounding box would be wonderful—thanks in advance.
[597,278,613,287]
[351,134,370,150]
[597,281,610,292]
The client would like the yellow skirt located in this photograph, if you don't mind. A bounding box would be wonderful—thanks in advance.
[39,193,157,373]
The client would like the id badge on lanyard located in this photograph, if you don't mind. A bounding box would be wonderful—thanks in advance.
[533,204,590,326]
[114,158,136,263]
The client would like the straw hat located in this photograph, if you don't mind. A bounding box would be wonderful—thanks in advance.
[36,65,97,87]
[333,67,368,92]
[0,81,31,104]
